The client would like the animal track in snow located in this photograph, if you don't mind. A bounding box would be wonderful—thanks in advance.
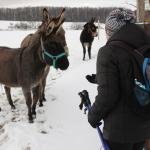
[0,125,9,146]
[22,143,32,150]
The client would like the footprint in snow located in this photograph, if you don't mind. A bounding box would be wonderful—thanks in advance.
[0,125,9,146]
[23,143,32,150]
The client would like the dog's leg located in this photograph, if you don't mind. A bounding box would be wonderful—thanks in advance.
[4,86,15,109]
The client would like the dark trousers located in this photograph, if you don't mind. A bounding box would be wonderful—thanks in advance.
[106,140,144,150]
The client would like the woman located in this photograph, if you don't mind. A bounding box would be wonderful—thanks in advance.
[88,8,150,150]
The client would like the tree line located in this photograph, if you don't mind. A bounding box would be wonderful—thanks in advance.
[0,6,119,23]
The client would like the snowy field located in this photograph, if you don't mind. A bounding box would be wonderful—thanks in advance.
[0,22,107,150]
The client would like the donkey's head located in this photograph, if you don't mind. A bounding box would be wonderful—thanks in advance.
[39,8,69,70]
[42,39,69,70]
[83,17,98,37]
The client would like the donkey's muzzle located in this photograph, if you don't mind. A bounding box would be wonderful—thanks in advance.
[92,32,98,37]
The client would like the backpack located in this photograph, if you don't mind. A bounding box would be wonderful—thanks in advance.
[110,41,150,119]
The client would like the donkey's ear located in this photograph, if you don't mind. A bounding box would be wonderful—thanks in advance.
[53,18,65,34]
[59,8,65,16]
[83,23,88,29]
[90,17,95,23]
[42,8,50,22]
[48,8,65,34]
[54,8,65,26]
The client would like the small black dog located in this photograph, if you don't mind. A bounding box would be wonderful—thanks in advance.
[80,18,98,60]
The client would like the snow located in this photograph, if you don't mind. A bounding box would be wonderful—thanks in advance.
[0,22,106,150]
[0,0,136,10]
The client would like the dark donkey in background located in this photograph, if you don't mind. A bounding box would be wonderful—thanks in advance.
[1,8,69,123]
[4,8,69,108]
[80,18,98,60]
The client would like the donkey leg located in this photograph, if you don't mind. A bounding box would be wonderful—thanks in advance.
[22,88,33,123]
[88,44,92,59]
[42,78,46,102]
[82,43,86,60]
[4,86,15,109]
[32,85,41,117]
[39,68,49,105]
[39,78,47,106]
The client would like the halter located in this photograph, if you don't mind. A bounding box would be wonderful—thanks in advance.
[40,37,66,68]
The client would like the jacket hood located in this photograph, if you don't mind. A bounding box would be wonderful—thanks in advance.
[107,23,150,48]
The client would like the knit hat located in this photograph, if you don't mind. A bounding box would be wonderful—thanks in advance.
[105,8,136,38]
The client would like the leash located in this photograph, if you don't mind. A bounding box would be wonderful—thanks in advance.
[78,90,110,150]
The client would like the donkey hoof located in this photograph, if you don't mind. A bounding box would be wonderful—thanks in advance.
[11,105,16,109]
[29,119,34,123]
[32,114,36,119]
[39,103,43,107]
[28,115,34,123]
[32,111,36,118]
[29,117,34,123]
[43,97,46,102]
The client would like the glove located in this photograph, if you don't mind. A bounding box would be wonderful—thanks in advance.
[86,74,97,84]
[88,110,102,128]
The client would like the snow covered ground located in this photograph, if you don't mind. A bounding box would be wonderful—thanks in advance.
[0,22,107,150]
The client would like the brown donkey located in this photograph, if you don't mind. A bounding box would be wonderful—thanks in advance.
[21,8,69,106]
[1,8,69,123]
[4,8,69,109]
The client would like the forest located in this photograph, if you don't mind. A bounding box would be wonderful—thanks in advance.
[0,6,118,22]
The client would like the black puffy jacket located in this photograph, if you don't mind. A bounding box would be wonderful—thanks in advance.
[88,23,150,143]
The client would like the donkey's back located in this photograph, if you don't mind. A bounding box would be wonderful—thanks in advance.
[20,34,33,48]
[0,47,22,86]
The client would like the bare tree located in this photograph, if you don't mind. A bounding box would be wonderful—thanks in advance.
[136,0,145,22]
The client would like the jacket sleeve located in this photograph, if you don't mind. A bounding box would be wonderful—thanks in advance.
[88,46,120,127]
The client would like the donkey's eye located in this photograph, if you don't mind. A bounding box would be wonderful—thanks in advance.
[47,27,53,34]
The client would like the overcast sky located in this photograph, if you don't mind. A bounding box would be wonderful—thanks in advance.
[0,0,136,9]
